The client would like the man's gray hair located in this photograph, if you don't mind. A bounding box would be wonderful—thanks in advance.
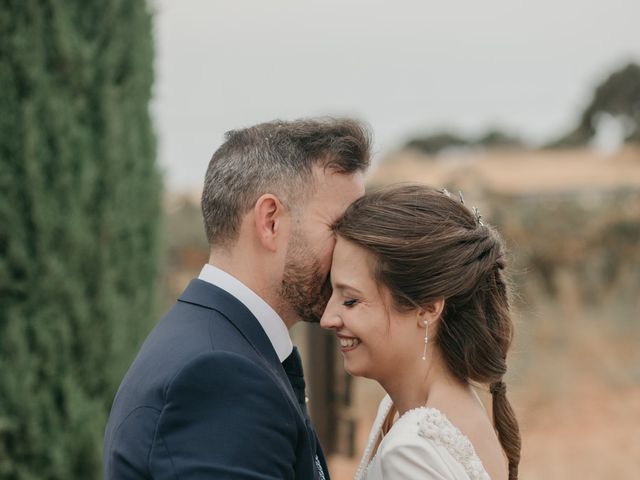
[201,117,371,247]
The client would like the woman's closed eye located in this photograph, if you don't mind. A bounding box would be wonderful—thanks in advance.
[342,299,359,308]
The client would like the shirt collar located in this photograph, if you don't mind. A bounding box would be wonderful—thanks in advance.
[198,264,293,362]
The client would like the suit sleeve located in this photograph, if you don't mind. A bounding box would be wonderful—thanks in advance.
[149,352,298,479]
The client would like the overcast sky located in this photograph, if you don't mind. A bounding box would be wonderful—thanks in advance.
[152,0,640,191]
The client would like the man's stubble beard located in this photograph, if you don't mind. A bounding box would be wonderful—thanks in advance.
[278,230,332,324]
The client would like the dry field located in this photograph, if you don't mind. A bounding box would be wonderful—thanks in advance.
[369,145,640,194]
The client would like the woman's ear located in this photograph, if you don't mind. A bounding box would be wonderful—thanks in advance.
[416,298,445,327]
[254,194,287,252]
[427,297,445,322]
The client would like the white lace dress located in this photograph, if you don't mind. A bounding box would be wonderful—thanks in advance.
[355,395,491,480]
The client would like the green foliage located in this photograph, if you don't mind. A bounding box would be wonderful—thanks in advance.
[0,1,161,478]
[549,62,640,147]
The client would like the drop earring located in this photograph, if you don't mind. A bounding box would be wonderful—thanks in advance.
[422,321,429,361]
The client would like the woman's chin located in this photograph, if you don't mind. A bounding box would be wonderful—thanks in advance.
[343,358,369,379]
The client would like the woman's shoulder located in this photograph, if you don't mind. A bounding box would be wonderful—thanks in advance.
[378,406,491,480]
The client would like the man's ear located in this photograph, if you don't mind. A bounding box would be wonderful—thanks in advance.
[254,194,287,252]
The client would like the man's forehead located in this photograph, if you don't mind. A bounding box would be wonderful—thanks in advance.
[311,166,364,192]
[308,170,363,217]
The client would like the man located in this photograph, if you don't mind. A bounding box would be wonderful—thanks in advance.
[103,118,370,479]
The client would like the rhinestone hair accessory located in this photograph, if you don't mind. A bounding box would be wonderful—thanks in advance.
[441,187,485,227]
[472,206,484,226]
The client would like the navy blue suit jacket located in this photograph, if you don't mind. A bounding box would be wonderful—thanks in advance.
[103,279,329,479]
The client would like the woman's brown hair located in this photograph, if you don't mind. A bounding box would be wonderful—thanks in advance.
[333,183,521,479]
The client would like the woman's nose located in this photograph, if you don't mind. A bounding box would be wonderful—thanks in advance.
[320,302,343,330]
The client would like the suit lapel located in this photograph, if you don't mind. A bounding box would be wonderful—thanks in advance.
[179,279,328,479]
[178,279,304,417]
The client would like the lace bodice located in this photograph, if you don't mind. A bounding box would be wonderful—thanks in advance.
[355,395,491,480]
[416,408,491,479]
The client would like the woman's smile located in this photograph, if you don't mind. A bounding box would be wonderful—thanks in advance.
[337,334,361,351]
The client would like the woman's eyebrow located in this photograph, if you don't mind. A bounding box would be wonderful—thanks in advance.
[333,282,364,296]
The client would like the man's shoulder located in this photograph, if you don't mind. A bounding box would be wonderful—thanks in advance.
[158,296,245,348]
[129,298,259,388]
[104,302,289,445]
[107,299,262,416]
[103,338,294,479]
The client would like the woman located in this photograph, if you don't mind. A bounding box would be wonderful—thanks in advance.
[320,184,521,480]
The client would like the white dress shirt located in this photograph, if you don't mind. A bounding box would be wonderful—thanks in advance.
[198,264,293,362]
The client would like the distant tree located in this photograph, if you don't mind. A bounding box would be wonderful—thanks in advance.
[549,62,640,147]
[0,1,160,478]
[405,131,469,155]
[475,129,523,149]
[404,128,523,155]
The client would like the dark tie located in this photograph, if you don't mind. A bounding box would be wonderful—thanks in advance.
[281,347,328,480]
[281,346,308,415]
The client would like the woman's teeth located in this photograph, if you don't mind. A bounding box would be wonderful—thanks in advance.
[339,337,361,348]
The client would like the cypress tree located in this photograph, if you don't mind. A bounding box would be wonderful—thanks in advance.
[0,1,161,478]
